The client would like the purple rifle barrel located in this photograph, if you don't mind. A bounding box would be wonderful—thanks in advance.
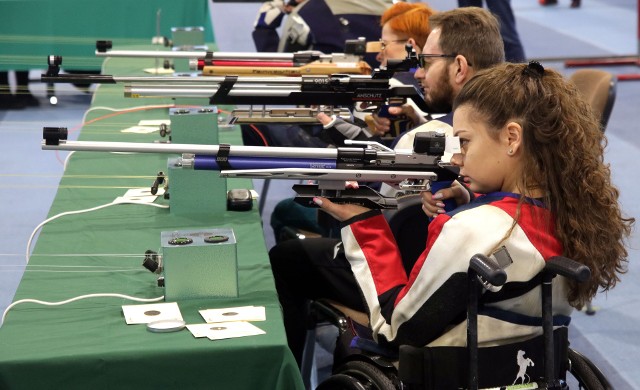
[192,155,337,170]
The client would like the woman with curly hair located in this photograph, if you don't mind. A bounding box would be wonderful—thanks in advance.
[315,61,634,348]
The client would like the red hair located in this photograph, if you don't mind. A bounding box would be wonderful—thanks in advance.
[380,2,436,49]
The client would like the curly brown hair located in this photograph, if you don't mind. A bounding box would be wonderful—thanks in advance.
[453,62,635,307]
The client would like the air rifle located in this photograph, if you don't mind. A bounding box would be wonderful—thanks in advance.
[42,58,427,114]
[124,46,422,113]
[95,39,372,76]
[42,127,458,209]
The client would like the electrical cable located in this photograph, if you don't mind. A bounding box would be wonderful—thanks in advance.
[1,293,164,326]
[26,200,169,264]
[249,123,269,146]
[54,104,231,165]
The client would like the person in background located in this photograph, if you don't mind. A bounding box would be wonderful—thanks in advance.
[539,0,581,8]
[270,1,437,245]
[252,0,392,67]
[243,0,392,148]
[457,0,526,63]
[269,7,506,367]
[317,1,436,145]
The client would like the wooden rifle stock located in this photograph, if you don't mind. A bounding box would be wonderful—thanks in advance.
[202,61,372,76]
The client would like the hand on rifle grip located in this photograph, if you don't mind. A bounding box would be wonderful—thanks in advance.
[312,197,370,222]
[420,180,470,219]
[371,104,423,135]
[376,104,410,137]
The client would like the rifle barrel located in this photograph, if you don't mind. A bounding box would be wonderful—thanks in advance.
[41,139,340,158]
[96,49,328,62]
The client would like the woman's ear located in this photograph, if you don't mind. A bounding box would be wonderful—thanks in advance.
[406,38,419,54]
[505,121,523,155]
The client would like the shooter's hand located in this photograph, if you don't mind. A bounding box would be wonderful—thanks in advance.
[421,180,470,218]
[371,105,426,134]
[316,112,333,126]
[312,197,370,222]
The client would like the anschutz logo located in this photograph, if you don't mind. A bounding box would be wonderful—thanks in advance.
[354,92,384,100]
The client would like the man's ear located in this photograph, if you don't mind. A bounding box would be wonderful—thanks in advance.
[454,55,472,84]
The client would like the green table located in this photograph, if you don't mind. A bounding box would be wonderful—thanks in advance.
[0,0,214,71]
[0,54,304,390]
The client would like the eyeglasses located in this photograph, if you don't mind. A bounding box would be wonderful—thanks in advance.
[379,39,408,51]
[418,53,473,68]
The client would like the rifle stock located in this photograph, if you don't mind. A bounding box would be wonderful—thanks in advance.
[201,61,372,76]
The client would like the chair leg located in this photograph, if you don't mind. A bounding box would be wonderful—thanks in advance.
[301,327,317,390]
[585,300,596,315]
[258,178,271,215]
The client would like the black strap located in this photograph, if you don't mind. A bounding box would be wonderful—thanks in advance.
[213,75,237,99]
[216,144,232,170]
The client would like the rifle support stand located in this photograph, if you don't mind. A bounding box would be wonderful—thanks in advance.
[167,157,227,215]
[171,26,206,72]
[169,106,219,144]
[161,227,238,300]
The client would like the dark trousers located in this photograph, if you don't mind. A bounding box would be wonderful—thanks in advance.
[269,237,366,367]
[458,0,526,63]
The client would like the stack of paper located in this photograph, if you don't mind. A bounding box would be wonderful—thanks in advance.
[187,305,267,340]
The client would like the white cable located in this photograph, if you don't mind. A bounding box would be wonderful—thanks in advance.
[26,200,169,264]
[1,253,143,258]
[63,150,75,171]
[1,293,164,326]
[4,269,145,274]
[86,103,174,113]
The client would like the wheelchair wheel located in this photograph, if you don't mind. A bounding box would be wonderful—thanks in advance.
[568,348,613,390]
[316,360,398,390]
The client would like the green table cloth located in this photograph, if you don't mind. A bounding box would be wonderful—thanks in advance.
[0,0,214,71]
[0,52,304,390]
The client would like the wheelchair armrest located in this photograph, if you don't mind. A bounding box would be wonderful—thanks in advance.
[545,256,591,282]
[309,299,351,333]
[469,253,507,286]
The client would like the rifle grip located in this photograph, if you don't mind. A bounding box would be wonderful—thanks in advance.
[430,180,456,213]
[377,104,411,137]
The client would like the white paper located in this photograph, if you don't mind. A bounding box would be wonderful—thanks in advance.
[113,188,163,204]
[123,188,164,199]
[143,67,175,75]
[138,119,170,126]
[199,306,266,323]
[122,302,183,325]
[186,321,266,340]
[121,126,158,134]
[445,136,461,154]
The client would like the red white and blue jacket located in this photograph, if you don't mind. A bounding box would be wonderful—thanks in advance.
[341,192,573,348]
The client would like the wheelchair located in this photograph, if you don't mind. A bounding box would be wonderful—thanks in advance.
[303,254,613,390]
